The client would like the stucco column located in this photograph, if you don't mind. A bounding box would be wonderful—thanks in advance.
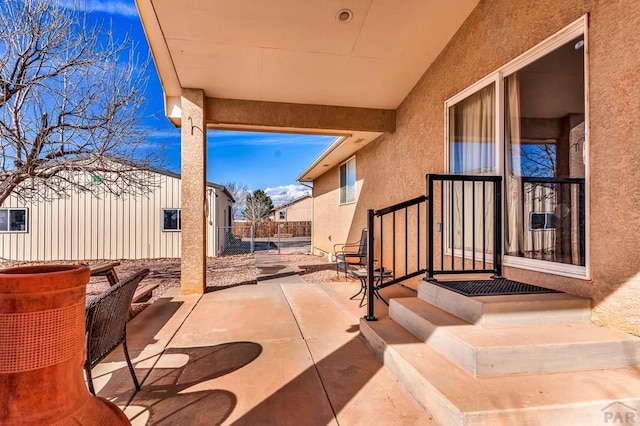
[180,88,207,294]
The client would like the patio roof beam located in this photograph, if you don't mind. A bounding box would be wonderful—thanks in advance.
[167,97,395,134]
[208,98,395,133]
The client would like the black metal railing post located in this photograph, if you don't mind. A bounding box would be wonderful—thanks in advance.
[492,178,503,278]
[426,175,435,281]
[365,209,377,321]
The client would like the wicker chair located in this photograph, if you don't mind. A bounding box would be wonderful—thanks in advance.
[84,268,150,396]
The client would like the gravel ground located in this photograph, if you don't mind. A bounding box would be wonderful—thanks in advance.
[0,253,345,315]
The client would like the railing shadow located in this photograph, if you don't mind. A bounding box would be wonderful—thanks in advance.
[295,263,335,276]
[205,281,257,293]
[230,336,375,425]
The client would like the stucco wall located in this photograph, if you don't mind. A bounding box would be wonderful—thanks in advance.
[273,197,312,222]
[312,0,640,334]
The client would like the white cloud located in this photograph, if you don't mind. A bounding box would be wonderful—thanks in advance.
[265,184,310,207]
[148,128,181,140]
[208,131,337,147]
[59,0,139,18]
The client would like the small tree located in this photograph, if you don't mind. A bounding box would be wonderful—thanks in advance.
[243,189,273,222]
[0,0,159,206]
[223,181,249,217]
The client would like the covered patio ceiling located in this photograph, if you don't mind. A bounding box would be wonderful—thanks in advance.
[136,0,480,178]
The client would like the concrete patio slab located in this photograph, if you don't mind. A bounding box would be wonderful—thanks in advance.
[127,290,201,351]
[318,281,418,321]
[127,338,337,426]
[255,253,306,284]
[281,283,358,340]
[90,254,432,424]
[306,335,435,425]
[169,284,302,347]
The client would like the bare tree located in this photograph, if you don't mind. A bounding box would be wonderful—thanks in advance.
[223,181,249,216]
[243,189,273,222]
[0,0,160,206]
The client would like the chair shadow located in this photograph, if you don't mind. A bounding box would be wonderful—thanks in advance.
[126,342,262,425]
[134,389,236,425]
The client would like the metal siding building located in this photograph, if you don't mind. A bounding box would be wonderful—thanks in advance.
[0,169,233,261]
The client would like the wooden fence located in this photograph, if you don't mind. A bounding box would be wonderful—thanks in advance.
[231,221,311,238]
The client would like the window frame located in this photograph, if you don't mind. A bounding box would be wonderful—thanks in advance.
[444,15,589,280]
[162,208,181,232]
[529,212,556,231]
[279,211,286,220]
[0,207,29,233]
[339,156,356,205]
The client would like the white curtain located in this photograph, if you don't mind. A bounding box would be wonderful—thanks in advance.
[448,84,495,255]
[449,84,495,175]
[505,73,523,256]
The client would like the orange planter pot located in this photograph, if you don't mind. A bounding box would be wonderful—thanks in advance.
[0,265,130,425]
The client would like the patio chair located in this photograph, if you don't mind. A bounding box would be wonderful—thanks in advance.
[84,268,150,396]
[334,229,368,279]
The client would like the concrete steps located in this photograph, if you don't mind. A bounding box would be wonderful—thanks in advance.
[361,317,640,426]
[390,297,640,376]
[359,280,640,425]
[418,280,592,327]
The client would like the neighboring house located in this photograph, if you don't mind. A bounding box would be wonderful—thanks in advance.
[269,195,312,222]
[0,167,234,261]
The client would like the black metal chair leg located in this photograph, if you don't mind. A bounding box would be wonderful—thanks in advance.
[350,278,365,300]
[122,337,140,391]
[85,365,96,396]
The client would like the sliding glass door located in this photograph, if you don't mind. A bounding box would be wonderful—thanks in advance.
[504,36,586,267]
[446,19,588,276]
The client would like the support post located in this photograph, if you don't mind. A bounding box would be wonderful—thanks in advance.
[180,88,207,294]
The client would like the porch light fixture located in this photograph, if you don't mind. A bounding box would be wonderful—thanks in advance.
[336,8,353,23]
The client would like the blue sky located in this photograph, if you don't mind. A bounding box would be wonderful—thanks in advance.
[73,0,336,203]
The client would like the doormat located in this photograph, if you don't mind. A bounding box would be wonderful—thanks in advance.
[431,278,561,297]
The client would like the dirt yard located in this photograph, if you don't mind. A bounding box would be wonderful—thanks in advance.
[88,253,342,298]
[1,253,343,301]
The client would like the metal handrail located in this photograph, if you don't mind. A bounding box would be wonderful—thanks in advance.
[426,174,503,281]
[364,174,503,321]
[365,195,427,321]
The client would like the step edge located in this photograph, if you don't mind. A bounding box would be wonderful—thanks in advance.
[389,298,640,376]
[359,318,640,425]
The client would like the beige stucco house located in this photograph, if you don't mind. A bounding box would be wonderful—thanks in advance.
[137,0,640,421]
[290,2,640,338]
[0,167,234,261]
[136,0,640,341]
[269,195,312,222]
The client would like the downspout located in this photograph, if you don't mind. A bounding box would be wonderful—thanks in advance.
[298,181,314,256]
[212,188,219,257]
